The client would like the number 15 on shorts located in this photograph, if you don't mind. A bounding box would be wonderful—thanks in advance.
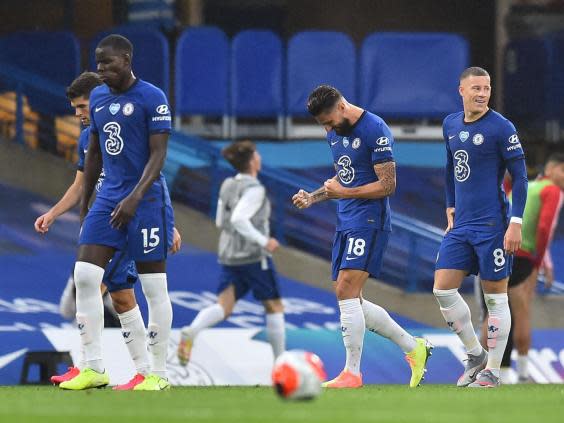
[141,227,160,254]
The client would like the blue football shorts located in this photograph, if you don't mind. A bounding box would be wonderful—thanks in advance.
[331,228,390,281]
[435,225,513,281]
[217,258,281,301]
[80,198,174,263]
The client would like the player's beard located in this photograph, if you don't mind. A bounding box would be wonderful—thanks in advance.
[334,118,353,136]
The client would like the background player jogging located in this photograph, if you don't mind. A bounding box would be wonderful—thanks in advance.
[293,85,432,389]
[177,140,285,366]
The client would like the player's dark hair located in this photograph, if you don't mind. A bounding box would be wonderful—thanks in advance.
[97,34,133,57]
[222,140,256,173]
[307,85,342,116]
[460,66,490,81]
[546,152,564,165]
[66,71,103,100]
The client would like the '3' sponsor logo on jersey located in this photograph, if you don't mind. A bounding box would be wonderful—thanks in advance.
[453,150,470,182]
[337,155,355,185]
[103,122,124,155]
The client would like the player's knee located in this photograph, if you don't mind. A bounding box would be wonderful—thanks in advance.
[263,299,283,314]
[74,261,104,290]
[110,290,137,314]
[335,278,359,300]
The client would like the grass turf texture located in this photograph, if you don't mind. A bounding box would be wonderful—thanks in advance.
[1,385,563,422]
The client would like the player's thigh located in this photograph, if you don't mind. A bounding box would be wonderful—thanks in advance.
[79,202,124,267]
[128,203,174,265]
[243,258,281,302]
[435,228,476,284]
[474,229,512,281]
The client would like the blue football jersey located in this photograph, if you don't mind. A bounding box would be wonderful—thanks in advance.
[443,109,525,228]
[89,79,172,206]
[328,111,394,231]
[77,126,106,193]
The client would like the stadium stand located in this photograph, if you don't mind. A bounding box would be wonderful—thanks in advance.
[359,32,468,119]
[230,30,284,138]
[89,26,170,95]
[286,31,356,137]
[54,116,81,162]
[0,92,38,149]
[0,31,79,115]
[175,26,230,137]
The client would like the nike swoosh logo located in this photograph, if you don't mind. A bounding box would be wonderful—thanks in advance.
[345,256,360,261]
[0,348,28,370]
[144,248,157,254]
[448,135,456,140]
[330,140,339,146]
[95,106,105,112]
[494,267,504,272]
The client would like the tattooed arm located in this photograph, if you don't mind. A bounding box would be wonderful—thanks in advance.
[292,176,337,209]
[325,161,396,199]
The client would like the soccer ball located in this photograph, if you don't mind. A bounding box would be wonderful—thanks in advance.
[271,350,327,400]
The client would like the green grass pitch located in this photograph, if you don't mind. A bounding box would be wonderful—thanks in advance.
[1,385,563,422]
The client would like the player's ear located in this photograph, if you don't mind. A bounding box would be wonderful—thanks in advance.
[123,53,132,66]
[458,84,464,97]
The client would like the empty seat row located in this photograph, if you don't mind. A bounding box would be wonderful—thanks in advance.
[176,27,469,120]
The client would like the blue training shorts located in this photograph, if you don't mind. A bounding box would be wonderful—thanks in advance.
[217,258,281,301]
[80,198,174,262]
[435,225,513,281]
[331,228,390,281]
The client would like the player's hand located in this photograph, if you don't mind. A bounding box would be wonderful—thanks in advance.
[169,227,182,254]
[504,222,522,255]
[110,194,141,229]
[541,265,554,289]
[34,212,55,234]
[265,237,280,253]
[292,189,312,209]
[324,178,344,199]
[445,207,455,233]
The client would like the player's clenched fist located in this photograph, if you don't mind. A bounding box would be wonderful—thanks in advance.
[292,189,311,209]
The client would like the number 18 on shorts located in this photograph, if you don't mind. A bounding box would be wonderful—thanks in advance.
[331,228,390,281]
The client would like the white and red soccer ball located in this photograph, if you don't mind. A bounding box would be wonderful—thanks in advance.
[271,350,327,400]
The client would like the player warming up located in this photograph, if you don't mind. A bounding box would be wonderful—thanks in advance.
[293,85,432,389]
[65,34,175,391]
[177,141,285,365]
[434,67,528,388]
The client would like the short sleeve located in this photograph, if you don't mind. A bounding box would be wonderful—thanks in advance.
[89,90,99,135]
[144,86,172,134]
[76,128,90,171]
[369,120,394,164]
[498,119,524,162]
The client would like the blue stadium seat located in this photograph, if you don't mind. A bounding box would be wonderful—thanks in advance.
[504,38,547,121]
[175,26,229,117]
[287,31,356,116]
[0,31,80,114]
[231,30,283,118]
[90,26,170,95]
[359,32,468,119]
[544,32,564,122]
